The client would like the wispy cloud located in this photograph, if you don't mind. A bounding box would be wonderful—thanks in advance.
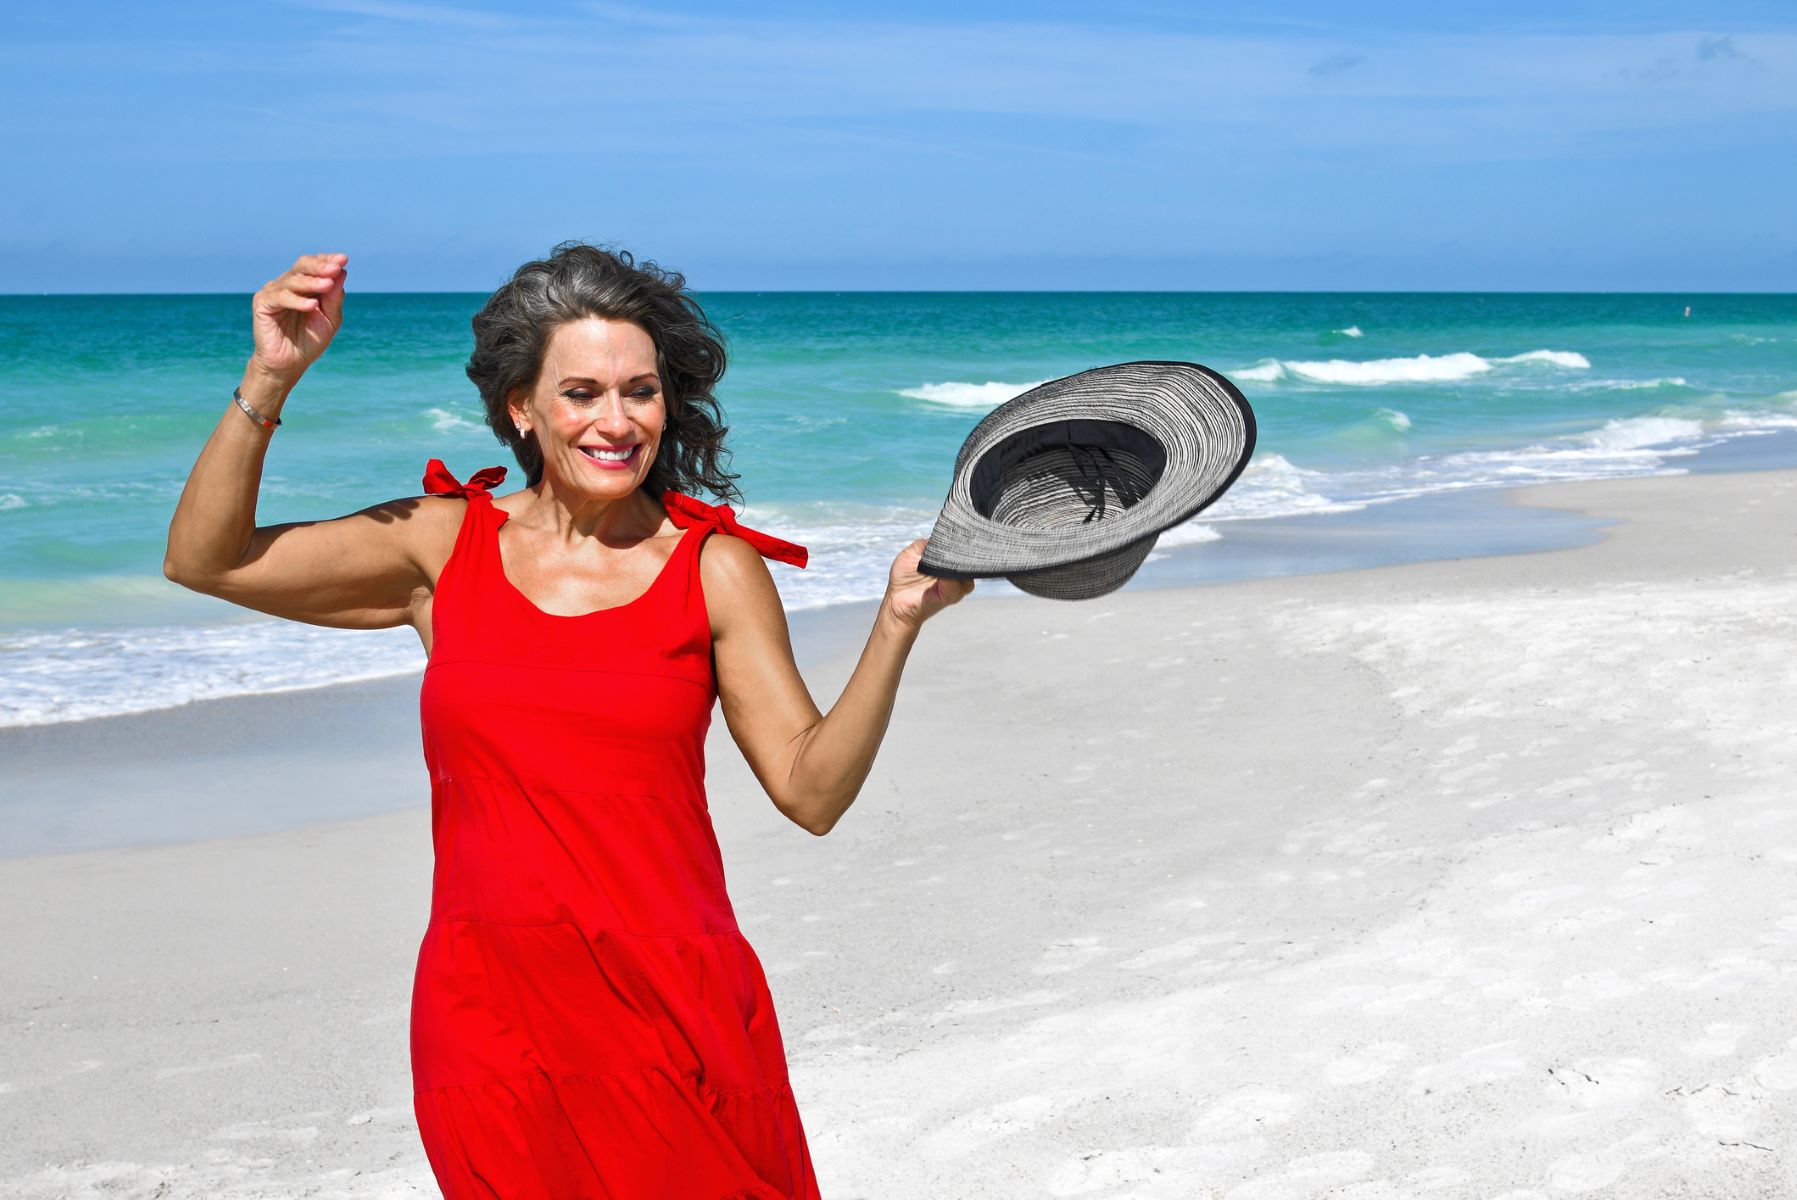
[299,0,520,32]
[1696,34,1746,61]
[285,17,1797,161]
[5,5,1795,288]
[1309,52,1365,77]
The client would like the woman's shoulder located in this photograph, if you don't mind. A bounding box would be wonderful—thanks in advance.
[697,528,774,580]
[697,531,779,617]
[375,490,474,582]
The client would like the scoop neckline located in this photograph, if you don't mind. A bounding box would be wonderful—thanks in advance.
[489,507,695,620]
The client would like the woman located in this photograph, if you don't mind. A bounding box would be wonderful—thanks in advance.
[164,244,972,1199]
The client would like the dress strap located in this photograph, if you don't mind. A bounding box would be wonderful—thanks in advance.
[424,459,509,500]
[661,492,808,568]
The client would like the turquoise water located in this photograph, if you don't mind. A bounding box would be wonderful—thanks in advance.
[2,291,1794,725]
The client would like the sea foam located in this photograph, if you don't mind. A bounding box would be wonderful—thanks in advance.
[1234,349,1590,387]
[0,620,428,728]
[1156,521,1223,547]
[426,406,483,434]
[1501,350,1592,369]
[1603,377,1690,391]
[1205,454,1363,520]
[1582,416,1707,452]
[899,380,1045,409]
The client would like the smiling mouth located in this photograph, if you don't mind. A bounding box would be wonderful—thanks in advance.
[578,445,640,466]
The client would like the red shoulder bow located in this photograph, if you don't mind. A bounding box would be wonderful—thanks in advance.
[662,492,808,568]
[423,459,508,498]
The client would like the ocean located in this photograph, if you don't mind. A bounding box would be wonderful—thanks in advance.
[2,291,1794,728]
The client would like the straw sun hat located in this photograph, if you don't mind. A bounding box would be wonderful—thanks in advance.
[918,361,1256,601]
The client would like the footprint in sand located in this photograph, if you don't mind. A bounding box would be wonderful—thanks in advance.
[1487,884,1587,920]
[1326,1043,1411,1085]
[1225,1150,1376,1199]
[1584,805,1704,854]
[1033,936,1107,975]
[1313,1168,1470,1199]
[343,1105,411,1129]
[1307,978,1448,1017]
[1119,933,1233,970]
[1679,956,1779,994]
[1409,1042,1528,1096]
[1539,905,1626,936]
[212,1119,321,1143]
[1045,1142,1255,1196]
[1542,1057,1659,1111]
[155,1052,261,1078]
[920,1093,1065,1159]
[934,989,1065,1019]
[1405,1166,1472,1190]
[1556,970,1641,1010]
[1751,1038,1797,1089]
[1678,1081,1764,1138]
[1187,1086,1304,1141]
[1545,1130,1666,1193]
[1680,1022,1748,1059]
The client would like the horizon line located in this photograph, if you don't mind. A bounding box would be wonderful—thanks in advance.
[4,287,1792,298]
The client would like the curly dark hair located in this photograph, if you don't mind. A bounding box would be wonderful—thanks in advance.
[465,242,739,502]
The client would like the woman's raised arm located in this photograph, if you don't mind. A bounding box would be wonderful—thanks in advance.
[164,254,453,630]
[705,535,972,835]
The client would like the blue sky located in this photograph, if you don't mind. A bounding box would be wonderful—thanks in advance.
[4,1,1794,291]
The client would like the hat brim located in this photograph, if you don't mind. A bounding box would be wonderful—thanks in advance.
[919,361,1256,580]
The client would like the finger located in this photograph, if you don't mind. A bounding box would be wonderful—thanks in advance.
[294,252,348,273]
[289,271,341,292]
[263,290,321,313]
[320,271,347,324]
[285,272,338,292]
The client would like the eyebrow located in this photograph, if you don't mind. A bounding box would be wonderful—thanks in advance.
[556,373,661,387]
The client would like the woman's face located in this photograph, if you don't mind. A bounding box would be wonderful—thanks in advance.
[512,316,665,504]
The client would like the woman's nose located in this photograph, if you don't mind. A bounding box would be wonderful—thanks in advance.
[592,393,633,437]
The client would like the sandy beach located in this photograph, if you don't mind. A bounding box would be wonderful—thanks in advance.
[4,467,1795,1199]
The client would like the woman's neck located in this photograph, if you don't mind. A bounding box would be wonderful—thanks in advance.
[513,479,668,545]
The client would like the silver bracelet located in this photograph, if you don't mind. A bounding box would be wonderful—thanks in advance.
[233,386,283,430]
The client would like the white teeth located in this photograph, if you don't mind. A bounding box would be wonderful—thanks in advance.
[581,446,633,461]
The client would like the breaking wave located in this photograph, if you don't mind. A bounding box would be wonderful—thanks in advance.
[426,406,483,434]
[899,380,1045,409]
[1581,416,1706,452]
[1234,349,1590,387]
[1156,521,1222,548]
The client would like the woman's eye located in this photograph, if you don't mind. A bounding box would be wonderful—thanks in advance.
[562,390,594,403]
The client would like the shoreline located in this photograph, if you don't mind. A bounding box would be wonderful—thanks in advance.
[5,432,1796,859]
[3,463,1793,1196]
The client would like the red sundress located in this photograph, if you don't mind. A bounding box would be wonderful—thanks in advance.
[410,460,821,1200]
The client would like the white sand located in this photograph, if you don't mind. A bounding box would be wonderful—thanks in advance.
[4,469,1795,1198]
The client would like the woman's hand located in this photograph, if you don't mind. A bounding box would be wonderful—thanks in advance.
[248,253,348,391]
[883,539,974,631]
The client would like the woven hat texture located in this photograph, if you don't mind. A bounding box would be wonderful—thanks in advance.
[919,361,1255,600]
